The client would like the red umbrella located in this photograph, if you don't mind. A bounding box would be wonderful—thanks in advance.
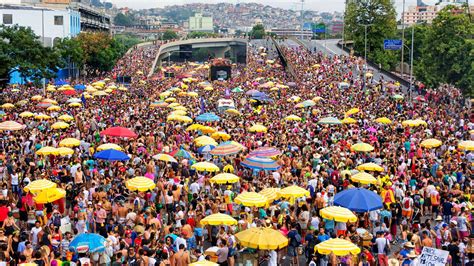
[100,127,137,138]
[63,90,76,96]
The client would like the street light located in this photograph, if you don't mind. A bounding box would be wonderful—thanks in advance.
[360,24,373,66]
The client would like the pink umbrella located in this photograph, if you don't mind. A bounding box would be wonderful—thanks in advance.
[367,127,377,133]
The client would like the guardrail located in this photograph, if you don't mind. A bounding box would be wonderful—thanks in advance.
[271,37,297,80]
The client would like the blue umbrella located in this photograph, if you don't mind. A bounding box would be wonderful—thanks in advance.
[334,188,383,212]
[241,156,280,171]
[55,80,68,86]
[69,233,106,253]
[74,84,86,90]
[196,112,220,122]
[198,145,215,154]
[93,149,130,161]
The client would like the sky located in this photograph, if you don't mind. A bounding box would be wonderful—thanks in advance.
[109,0,425,15]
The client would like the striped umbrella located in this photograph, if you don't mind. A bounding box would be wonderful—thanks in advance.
[126,176,156,192]
[200,213,237,226]
[0,121,25,131]
[210,173,240,184]
[170,148,194,159]
[152,153,178,163]
[314,238,361,256]
[24,179,57,194]
[241,156,280,170]
[234,192,268,207]
[195,112,220,122]
[249,147,282,157]
[319,206,358,223]
[197,145,215,154]
[318,117,342,125]
[210,144,243,156]
[259,188,281,201]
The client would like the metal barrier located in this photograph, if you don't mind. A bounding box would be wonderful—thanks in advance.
[271,37,297,80]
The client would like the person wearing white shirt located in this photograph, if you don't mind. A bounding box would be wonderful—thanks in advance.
[268,250,278,266]
[189,181,200,195]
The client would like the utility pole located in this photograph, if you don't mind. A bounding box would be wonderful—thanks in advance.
[409,26,414,99]
[342,0,347,51]
[300,0,305,40]
[401,0,406,79]
[361,24,373,64]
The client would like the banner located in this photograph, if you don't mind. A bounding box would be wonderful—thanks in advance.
[419,247,449,266]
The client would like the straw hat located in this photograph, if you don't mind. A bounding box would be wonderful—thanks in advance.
[404,241,415,248]
[388,258,400,266]
[407,250,418,258]
[435,215,443,221]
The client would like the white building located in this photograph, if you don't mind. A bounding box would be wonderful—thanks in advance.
[188,13,213,32]
[0,5,81,47]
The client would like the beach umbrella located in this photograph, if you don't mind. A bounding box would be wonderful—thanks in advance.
[284,115,302,121]
[318,117,342,125]
[200,126,217,134]
[150,101,168,108]
[19,111,34,118]
[357,163,384,172]
[246,89,260,95]
[351,172,377,185]
[225,109,241,115]
[171,148,194,159]
[259,188,281,201]
[248,147,282,157]
[69,233,106,253]
[55,80,68,86]
[301,99,316,107]
[164,97,176,103]
[57,147,74,156]
[210,173,240,184]
[31,95,43,101]
[35,146,58,156]
[211,131,231,141]
[190,260,218,266]
[51,122,70,129]
[196,112,220,122]
[58,114,74,122]
[1,103,15,109]
[351,142,374,152]
[342,117,357,124]
[74,84,86,90]
[68,102,82,107]
[197,145,215,154]
[203,86,213,91]
[43,98,58,104]
[314,238,361,256]
[235,227,288,250]
[420,138,442,148]
[220,141,246,150]
[320,206,358,223]
[234,192,268,207]
[59,138,81,147]
[24,179,57,193]
[93,149,130,161]
[34,188,66,204]
[152,153,178,163]
[209,144,242,156]
[126,176,156,192]
[287,96,301,102]
[402,119,422,127]
[334,188,383,212]
[241,156,280,170]
[176,115,193,123]
[345,108,360,116]
[194,135,218,145]
[375,117,392,124]
[200,213,238,226]
[186,124,204,132]
[97,143,123,151]
[34,114,51,120]
[248,124,267,133]
[458,140,474,151]
[191,162,220,172]
[231,87,243,93]
[0,121,25,131]
[339,82,349,88]
[187,92,198,97]
[313,96,324,102]
[67,98,82,103]
[170,110,187,116]
[100,127,137,138]
[392,94,404,100]
[278,185,310,199]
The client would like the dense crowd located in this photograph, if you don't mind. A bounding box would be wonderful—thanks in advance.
[0,38,472,266]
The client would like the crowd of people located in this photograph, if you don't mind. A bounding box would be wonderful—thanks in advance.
[0,37,472,266]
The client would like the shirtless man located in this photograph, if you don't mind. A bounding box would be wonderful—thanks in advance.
[117,202,128,225]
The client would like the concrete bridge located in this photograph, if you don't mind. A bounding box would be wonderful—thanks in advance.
[148,38,248,77]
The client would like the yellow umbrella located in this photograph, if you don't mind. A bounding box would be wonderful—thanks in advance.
[342,117,357,124]
[160,91,173,98]
[56,147,74,156]
[167,103,180,108]
[187,92,198,97]
[248,124,267,133]
[33,188,66,203]
[319,206,358,223]
[34,114,51,120]
[458,140,474,151]
[166,114,182,122]
[42,99,57,104]
[171,87,182,92]
[59,138,81,147]
[172,106,188,111]
[200,213,238,226]
[211,131,231,141]
[357,163,384,172]
[314,238,361,256]
[1,103,15,109]
[191,162,220,172]
[200,126,217,134]
[186,124,204,131]
[0,121,25,131]
[16,100,28,106]
[402,119,425,127]
[414,119,427,126]
[118,86,128,91]
[420,138,442,148]
[189,260,218,266]
[165,97,176,103]
[345,108,360,116]
[284,115,302,121]
[36,146,58,156]
[235,227,288,250]
[170,110,187,116]
[97,143,123,151]
[351,172,377,185]
[51,122,70,129]
[194,136,217,144]
[210,173,240,184]
[47,105,61,111]
[313,96,324,102]
[24,179,57,193]
[58,114,74,121]
[375,117,392,124]
[278,185,310,199]
[351,142,374,152]
[225,109,241,115]
[204,86,213,91]
[68,102,82,107]
[259,188,281,201]
[234,192,268,207]
[152,153,178,163]
[177,115,193,123]
[92,91,108,96]
[19,111,34,118]
[126,176,156,192]
[31,95,43,101]
[104,88,113,93]
[86,87,97,93]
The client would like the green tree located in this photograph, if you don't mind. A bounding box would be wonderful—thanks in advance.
[414,6,474,96]
[192,48,211,61]
[55,37,84,70]
[249,24,266,39]
[113,13,134,27]
[345,0,398,69]
[162,30,178,41]
[187,31,217,39]
[0,25,59,86]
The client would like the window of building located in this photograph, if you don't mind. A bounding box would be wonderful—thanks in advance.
[54,16,63,25]
[3,14,12,24]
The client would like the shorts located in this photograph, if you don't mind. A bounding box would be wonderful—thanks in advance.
[36,210,44,216]
[194,227,203,237]
[402,209,412,217]
[288,246,297,257]
[19,210,28,222]
[337,230,346,237]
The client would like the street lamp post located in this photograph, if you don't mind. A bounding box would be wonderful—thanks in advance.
[409,26,414,98]
[401,0,406,79]
[361,24,373,65]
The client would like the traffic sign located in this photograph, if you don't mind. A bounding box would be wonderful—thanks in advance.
[312,23,326,33]
[384,39,402,50]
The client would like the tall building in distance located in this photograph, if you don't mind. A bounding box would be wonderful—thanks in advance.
[403,1,472,25]
[188,13,213,32]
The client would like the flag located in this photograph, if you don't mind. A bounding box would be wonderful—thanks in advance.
[81,94,86,107]
[200,97,205,114]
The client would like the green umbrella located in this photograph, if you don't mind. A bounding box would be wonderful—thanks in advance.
[392,94,404,100]
[232,87,243,93]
